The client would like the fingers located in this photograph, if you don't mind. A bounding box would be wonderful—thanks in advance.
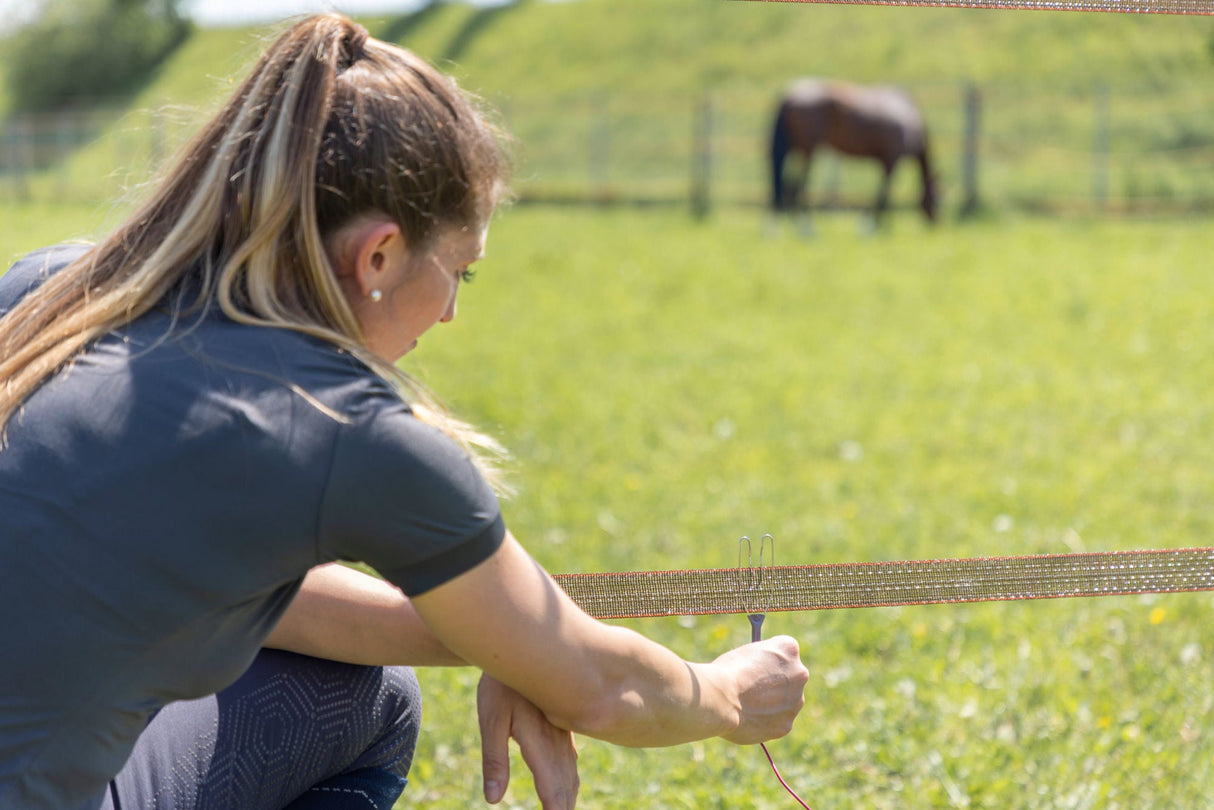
[744,634,802,663]
[717,635,805,675]
[478,676,512,804]
[516,714,580,810]
[716,635,810,745]
[478,674,581,809]
[767,634,804,658]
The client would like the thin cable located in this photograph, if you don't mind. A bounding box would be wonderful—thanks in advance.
[761,742,815,810]
[743,535,815,809]
[751,605,815,808]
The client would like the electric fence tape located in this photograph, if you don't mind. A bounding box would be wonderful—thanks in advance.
[553,547,1214,620]
[732,0,1213,15]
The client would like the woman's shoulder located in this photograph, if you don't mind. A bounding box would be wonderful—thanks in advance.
[171,315,412,427]
[0,243,92,313]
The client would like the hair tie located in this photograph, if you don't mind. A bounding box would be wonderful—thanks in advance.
[337,24,369,72]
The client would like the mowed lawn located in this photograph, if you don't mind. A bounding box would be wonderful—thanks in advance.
[3,202,1211,808]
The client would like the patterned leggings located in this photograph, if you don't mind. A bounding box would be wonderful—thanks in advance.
[102,649,421,810]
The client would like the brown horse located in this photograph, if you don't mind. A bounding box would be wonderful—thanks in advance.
[770,79,938,225]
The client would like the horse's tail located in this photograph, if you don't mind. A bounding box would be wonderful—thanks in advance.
[770,101,791,211]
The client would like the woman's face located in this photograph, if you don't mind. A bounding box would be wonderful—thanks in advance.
[332,217,487,363]
[380,225,486,360]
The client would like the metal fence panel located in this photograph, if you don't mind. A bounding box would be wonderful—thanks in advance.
[4,81,1213,216]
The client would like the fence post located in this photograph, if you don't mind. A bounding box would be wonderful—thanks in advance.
[690,90,713,219]
[56,110,76,200]
[589,91,610,203]
[11,115,34,203]
[1091,80,1110,212]
[960,83,981,218]
[0,121,11,202]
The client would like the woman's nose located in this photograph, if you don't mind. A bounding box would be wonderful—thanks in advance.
[441,295,457,323]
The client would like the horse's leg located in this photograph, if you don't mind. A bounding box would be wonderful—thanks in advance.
[870,159,895,231]
[796,149,815,238]
[765,125,787,238]
[769,102,793,214]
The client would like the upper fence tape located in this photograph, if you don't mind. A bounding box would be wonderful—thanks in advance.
[730,0,1214,15]
[553,547,1214,619]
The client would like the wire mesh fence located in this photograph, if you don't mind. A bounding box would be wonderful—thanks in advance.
[3,79,1213,217]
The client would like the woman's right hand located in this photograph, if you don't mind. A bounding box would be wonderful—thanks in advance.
[709,636,809,745]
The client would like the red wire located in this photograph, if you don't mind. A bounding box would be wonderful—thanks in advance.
[748,605,813,808]
[760,742,814,809]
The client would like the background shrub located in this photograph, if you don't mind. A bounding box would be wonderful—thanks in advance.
[4,0,191,112]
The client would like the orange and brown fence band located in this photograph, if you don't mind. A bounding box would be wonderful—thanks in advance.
[732,0,1213,15]
[553,547,1214,620]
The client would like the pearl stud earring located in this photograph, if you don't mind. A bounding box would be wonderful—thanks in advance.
[369,289,383,302]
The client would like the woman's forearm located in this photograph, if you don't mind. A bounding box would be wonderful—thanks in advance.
[268,543,806,749]
[265,562,465,666]
[411,534,807,748]
[556,622,742,746]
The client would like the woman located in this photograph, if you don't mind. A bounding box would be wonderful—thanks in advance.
[0,14,808,810]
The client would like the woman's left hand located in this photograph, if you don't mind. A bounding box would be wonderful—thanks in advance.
[478,674,580,809]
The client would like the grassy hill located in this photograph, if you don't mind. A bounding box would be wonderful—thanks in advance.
[9,0,1212,107]
[385,1,1214,212]
[4,1,1214,211]
[371,0,1214,95]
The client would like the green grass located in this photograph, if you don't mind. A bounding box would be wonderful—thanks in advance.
[2,199,1211,807]
[0,202,114,267]
[389,205,1214,808]
[375,1,1213,96]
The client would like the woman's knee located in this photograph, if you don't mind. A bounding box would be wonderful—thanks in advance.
[280,664,420,810]
[237,650,422,776]
[109,654,423,809]
[365,664,422,775]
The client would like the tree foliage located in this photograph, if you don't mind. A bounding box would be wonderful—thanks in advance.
[5,0,191,112]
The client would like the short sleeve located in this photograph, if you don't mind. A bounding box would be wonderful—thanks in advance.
[317,392,505,597]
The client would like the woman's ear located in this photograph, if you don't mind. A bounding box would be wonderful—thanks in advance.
[332,217,407,300]
[352,219,407,299]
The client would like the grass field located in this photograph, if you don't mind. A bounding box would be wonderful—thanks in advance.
[1,200,1212,808]
[415,204,1214,809]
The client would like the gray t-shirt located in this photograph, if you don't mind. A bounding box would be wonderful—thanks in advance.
[0,245,505,809]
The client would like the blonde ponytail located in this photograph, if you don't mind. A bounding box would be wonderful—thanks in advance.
[0,14,513,490]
